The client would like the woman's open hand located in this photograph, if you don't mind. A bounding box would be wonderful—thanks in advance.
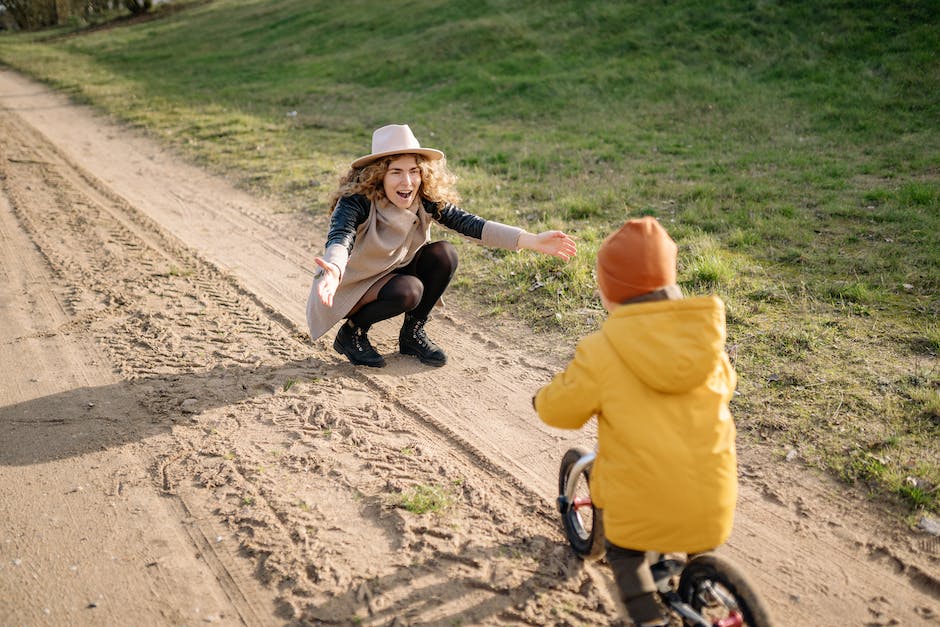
[315,257,340,307]
[519,230,577,261]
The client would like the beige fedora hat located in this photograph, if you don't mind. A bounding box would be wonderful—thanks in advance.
[351,124,445,169]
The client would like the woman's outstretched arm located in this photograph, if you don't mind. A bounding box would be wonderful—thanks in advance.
[518,230,577,261]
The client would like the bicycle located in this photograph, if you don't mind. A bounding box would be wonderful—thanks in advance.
[557,446,773,627]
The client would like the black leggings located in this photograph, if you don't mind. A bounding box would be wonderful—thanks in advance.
[348,241,457,330]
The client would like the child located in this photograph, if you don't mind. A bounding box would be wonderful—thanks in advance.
[534,217,738,626]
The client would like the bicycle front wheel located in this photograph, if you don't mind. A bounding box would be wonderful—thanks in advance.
[558,446,605,561]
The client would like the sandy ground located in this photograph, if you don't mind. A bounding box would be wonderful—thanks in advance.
[0,68,937,626]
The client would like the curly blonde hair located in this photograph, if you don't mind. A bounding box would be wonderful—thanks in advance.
[328,154,461,213]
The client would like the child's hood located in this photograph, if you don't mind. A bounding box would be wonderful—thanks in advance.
[600,295,727,394]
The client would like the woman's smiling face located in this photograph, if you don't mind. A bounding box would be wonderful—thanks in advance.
[383,155,422,209]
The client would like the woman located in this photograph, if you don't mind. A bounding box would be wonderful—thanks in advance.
[307,123,576,368]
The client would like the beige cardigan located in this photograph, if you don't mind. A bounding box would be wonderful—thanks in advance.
[306,197,523,340]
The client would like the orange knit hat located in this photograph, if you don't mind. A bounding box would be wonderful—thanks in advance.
[596,217,677,303]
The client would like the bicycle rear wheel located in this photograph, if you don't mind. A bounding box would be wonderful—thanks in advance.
[677,553,772,627]
[558,446,605,561]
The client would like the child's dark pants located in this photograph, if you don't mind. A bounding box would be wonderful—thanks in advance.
[605,542,667,624]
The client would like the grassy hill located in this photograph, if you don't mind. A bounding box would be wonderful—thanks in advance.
[1,0,937,516]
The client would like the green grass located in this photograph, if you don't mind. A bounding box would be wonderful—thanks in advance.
[398,484,453,515]
[1,0,937,514]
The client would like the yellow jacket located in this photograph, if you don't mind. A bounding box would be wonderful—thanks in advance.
[535,295,737,553]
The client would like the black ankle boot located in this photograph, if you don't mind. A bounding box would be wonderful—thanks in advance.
[333,320,386,367]
[399,315,447,367]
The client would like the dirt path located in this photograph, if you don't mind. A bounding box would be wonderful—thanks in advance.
[0,68,937,626]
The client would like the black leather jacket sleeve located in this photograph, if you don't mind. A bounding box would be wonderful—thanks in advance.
[326,195,488,255]
[424,199,485,240]
[325,195,372,253]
